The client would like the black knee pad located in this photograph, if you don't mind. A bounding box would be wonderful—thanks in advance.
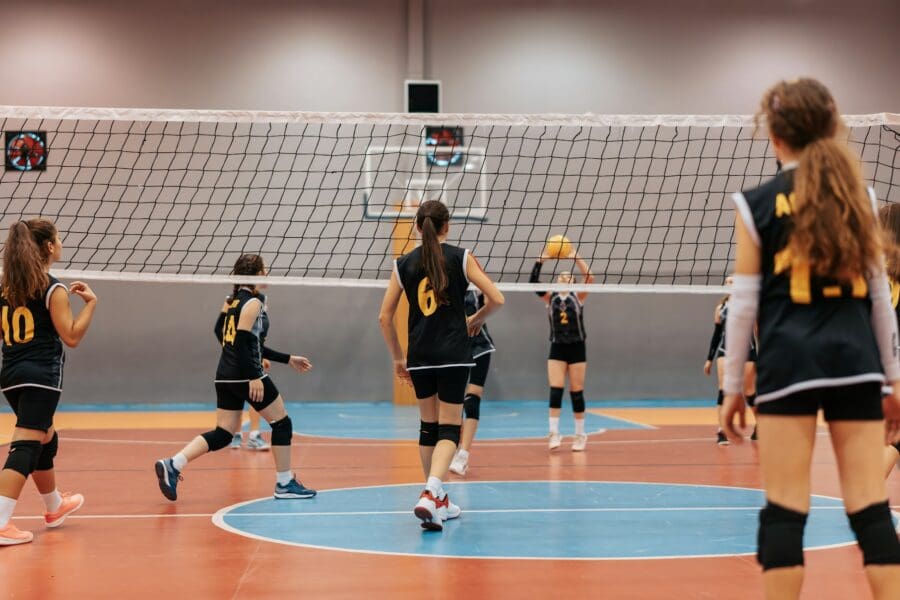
[438,424,461,446]
[464,394,481,421]
[549,387,564,410]
[757,501,808,570]
[36,432,59,471]
[201,426,234,452]
[419,421,438,446]
[571,390,585,414]
[745,394,757,408]
[4,440,42,478]
[716,390,724,406]
[848,500,900,565]
[269,416,293,446]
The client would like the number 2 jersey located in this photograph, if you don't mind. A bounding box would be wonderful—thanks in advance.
[733,167,883,403]
[215,287,268,382]
[0,276,67,392]
[464,289,495,359]
[548,293,586,344]
[394,243,474,370]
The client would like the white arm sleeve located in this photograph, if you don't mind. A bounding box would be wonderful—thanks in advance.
[723,274,761,395]
[867,266,900,382]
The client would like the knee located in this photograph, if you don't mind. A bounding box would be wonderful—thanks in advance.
[201,427,234,452]
[269,415,293,446]
[570,390,585,413]
[549,387,564,410]
[4,440,42,478]
[36,432,59,471]
[463,394,481,421]
[848,501,900,565]
[419,421,438,447]
[757,501,808,571]
[438,423,461,446]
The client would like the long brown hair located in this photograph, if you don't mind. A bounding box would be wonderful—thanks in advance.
[757,78,880,283]
[2,219,57,308]
[416,200,450,305]
[229,254,265,301]
[879,204,900,280]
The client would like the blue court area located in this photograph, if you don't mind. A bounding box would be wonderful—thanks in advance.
[214,481,860,560]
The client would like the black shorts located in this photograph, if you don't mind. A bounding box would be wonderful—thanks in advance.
[469,353,492,387]
[756,382,883,421]
[4,386,61,432]
[409,367,470,404]
[549,342,586,364]
[214,377,280,412]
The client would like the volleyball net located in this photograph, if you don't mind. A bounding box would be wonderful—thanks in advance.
[1,107,898,294]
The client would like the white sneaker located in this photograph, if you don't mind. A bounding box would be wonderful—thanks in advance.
[440,494,461,521]
[230,433,242,449]
[572,434,588,452]
[414,490,443,531]
[449,452,468,476]
[548,432,562,450]
[246,434,270,451]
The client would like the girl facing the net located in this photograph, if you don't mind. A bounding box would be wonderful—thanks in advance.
[379,200,504,531]
[529,248,594,451]
[721,78,900,600]
[155,254,315,502]
[0,219,98,546]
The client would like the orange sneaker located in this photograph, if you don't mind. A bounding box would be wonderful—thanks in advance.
[44,492,84,528]
[0,522,34,546]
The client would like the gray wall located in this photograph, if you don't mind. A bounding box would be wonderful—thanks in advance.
[2,0,899,403]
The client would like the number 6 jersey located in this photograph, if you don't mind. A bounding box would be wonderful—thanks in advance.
[0,276,67,392]
[394,243,474,370]
[732,166,883,403]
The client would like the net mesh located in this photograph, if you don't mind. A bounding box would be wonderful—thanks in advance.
[1,107,898,290]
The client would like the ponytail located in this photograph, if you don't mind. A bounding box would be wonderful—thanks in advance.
[228,254,265,301]
[2,219,55,308]
[789,138,880,282]
[415,200,451,306]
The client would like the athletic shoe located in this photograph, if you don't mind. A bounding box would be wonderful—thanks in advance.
[716,431,729,446]
[154,458,182,501]
[274,477,316,499]
[0,523,33,546]
[246,434,270,451]
[572,434,588,452]
[414,490,443,531]
[449,452,468,476]
[750,426,758,441]
[44,492,84,528]
[548,432,562,450]
[230,433,242,449]
[440,494,461,521]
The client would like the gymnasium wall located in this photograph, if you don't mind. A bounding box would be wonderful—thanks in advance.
[0,0,898,403]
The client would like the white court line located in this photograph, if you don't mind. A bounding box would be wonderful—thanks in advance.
[12,513,213,520]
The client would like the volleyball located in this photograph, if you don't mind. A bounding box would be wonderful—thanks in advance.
[545,235,573,259]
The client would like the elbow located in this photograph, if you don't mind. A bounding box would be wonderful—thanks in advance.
[62,337,80,349]
[494,292,506,307]
[378,312,393,329]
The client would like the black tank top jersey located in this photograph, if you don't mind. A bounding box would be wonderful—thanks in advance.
[735,168,883,402]
[548,293,586,344]
[464,289,495,359]
[215,288,267,382]
[394,243,474,370]
[715,299,758,358]
[0,276,67,391]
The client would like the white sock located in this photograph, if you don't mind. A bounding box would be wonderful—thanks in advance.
[0,496,16,529]
[41,489,63,513]
[276,470,293,486]
[426,475,444,499]
[575,419,585,436]
[456,448,469,461]
[171,453,188,472]
[250,430,260,439]
[549,417,560,434]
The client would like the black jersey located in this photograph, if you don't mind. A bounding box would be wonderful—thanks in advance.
[395,243,474,370]
[734,168,883,402]
[548,293,586,344]
[215,288,267,382]
[713,299,758,359]
[0,276,67,391]
[464,289,495,359]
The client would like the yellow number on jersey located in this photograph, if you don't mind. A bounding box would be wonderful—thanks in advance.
[222,315,237,345]
[417,278,438,317]
[559,311,569,326]
[774,247,867,305]
[1,306,35,345]
[892,279,900,310]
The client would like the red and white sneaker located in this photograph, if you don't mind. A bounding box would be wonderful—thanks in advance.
[414,490,444,531]
[0,523,33,546]
[439,494,461,521]
[44,492,84,528]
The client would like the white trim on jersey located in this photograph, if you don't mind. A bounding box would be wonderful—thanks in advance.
[44,281,68,310]
[406,362,476,371]
[731,192,761,247]
[462,248,471,283]
[213,374,271,383]
[0,383,62,393]
[867,186,878,215]
[392,259,404,292]
[756,373,886,404]
[472,348,496,359]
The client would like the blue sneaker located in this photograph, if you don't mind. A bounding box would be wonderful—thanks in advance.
[274,477,316,499]
[155,458,182,501]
